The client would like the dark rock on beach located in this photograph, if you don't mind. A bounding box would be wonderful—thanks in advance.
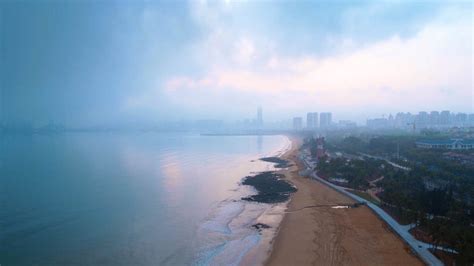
[241,171,297,203]
[252,223,271,231]
[259,157,292,168]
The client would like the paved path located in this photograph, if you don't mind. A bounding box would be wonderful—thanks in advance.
[300,153,443,266]
[358,152,411,171]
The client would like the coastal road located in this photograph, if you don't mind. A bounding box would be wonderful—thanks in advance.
[299,152,443,266]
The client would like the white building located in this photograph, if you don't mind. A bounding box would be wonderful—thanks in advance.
[415,139,474,150]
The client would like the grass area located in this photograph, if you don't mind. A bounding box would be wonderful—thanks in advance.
[349,190,381,206]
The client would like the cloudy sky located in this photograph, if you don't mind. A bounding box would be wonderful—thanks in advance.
[1,0,472,125]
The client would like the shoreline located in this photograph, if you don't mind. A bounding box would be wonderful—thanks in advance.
[237,135,294,266]
[264,135,423,266]
[195,135,293,266]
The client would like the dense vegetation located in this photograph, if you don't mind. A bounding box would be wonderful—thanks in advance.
[319,135,474,264]
[317,157,390,189]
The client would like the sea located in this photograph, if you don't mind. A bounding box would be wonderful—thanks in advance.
[0,132,290,265]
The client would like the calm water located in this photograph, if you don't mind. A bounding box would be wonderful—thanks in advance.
[0,133,289,265]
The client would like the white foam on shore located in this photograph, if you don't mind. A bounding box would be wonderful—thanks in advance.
[193,135,292,266]
[200,201,246,235]
[194,201,287,266]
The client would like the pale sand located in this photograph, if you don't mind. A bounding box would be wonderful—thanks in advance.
[266,136,423,266]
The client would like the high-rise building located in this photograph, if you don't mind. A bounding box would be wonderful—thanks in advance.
[469,114,474,125]
[306,112,318,129]
[293,117,303,131]
[440,110,450,125]
[430,111,439,126]
[256,106,263,128]
[417,111,429,128]
[320,112,332,128]
[455,113,468,126]
[395,112,406,128]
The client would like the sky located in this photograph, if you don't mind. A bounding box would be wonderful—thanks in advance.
[1,0,472,126]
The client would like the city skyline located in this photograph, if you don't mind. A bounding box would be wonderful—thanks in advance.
[4,105,474,131]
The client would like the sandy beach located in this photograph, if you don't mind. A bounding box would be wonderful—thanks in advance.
[266,136,423,266]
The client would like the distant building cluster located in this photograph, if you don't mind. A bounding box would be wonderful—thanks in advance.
[292,112,358,131]
[367,111,474,130]
[293,112,332,131]
[236,107,264,129]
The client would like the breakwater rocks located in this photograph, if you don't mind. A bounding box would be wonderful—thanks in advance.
[259,157,292,168]
[241,172,297,203]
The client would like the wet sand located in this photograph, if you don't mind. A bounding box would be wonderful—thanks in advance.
[266,136,423,266]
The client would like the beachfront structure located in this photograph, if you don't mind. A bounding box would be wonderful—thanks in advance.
[416,139,474,150]
[316,137,326,159]
[320,112,332,128]
[306,112,318,129]
[293,117,303,131]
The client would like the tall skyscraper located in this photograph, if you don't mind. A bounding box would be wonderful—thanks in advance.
[257,106,263,128]
[306,112,318,129]
[320,112,332,128]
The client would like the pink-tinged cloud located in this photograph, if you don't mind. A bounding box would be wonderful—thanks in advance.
[162,13,472,114]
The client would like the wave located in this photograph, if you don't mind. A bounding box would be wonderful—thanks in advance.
[193,135,291,266]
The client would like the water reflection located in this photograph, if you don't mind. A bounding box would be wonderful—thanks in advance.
[1,133,289,265]
[257,135,263,153]
[160,154,184,190]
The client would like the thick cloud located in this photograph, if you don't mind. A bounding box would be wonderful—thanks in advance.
[1,1,472,125]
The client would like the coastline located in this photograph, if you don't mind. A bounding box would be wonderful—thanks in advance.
[237,135,294,266]
[264,135,423,266]
[194,135,293,266]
